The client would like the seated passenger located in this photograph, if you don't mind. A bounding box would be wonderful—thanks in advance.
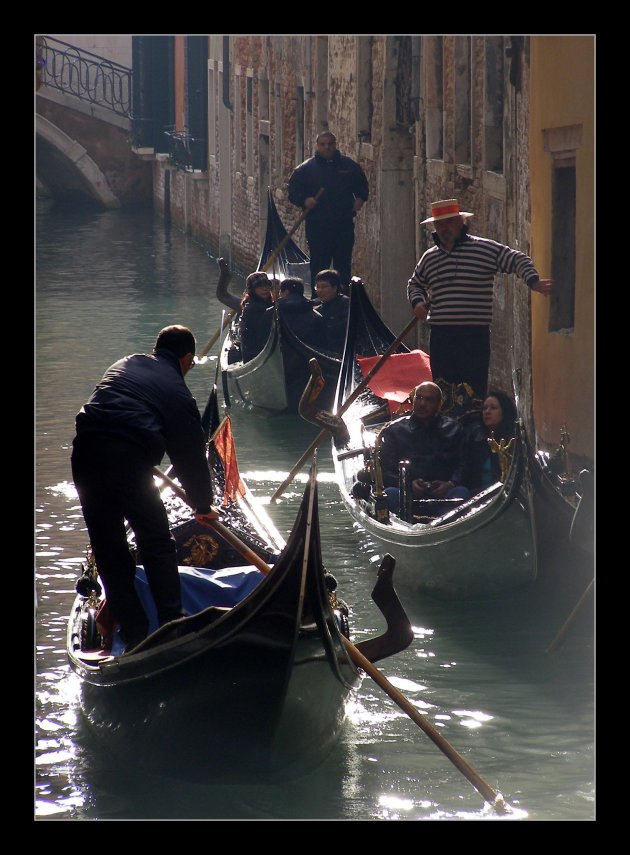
[270,277,322,345]
[238,272,274,362]
[313,269,350,355]
[379,381,471,514]
[464,389,517,493]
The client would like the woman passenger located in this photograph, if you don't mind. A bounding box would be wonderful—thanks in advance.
[238,272,274,362]
[465,389,517,493]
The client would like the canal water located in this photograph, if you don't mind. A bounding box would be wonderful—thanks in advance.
[35,202,595,821]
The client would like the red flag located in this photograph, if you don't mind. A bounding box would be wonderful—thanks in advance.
[357,349,432,413]
[211,416,246,506]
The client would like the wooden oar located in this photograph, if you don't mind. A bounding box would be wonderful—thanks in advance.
[546,578,594,655]
[199,310,235,360]
[154,464,507,813]
[198,188,324,359]
[341,637,507,813]
[270,313,420,503]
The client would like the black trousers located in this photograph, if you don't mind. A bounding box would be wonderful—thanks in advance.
[71,434,182,644]
[306,221,355,294]
[429,325,491,398]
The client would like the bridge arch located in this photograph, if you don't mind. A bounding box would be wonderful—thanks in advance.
[36,114,121,208]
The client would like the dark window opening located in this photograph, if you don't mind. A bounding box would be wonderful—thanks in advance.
[549,160,576,333]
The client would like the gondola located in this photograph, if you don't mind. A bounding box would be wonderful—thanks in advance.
[326,279,539,601]
[219,191,341,414]
[66,391,412,780]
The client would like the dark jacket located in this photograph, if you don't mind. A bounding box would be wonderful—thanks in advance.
[288,150,369,229]
[270,293,322,345]
[74,349,213,509]
[379,413,467,489]
[314,293,350,354]
[239,294,273,362]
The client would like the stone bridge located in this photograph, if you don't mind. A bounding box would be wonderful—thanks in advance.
[36,36,152,207]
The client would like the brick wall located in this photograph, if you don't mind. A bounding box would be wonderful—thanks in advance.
[150,35,536,397]
[305,36,388,313]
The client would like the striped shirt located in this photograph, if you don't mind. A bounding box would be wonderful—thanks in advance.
[407,234,540,326]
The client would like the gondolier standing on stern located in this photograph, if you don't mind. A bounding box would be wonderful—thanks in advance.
[71,325,219,654]
[408,199,553,398]
[288,131,369,294]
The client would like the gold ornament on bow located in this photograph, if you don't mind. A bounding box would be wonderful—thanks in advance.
[182,534,220,566]
[487,433,515,482]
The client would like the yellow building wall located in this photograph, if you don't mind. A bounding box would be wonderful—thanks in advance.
[529,36,594,460]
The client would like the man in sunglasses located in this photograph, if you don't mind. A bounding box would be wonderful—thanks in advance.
[378,381,471,514]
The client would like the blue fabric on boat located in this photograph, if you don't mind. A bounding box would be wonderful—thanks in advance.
[110,564,265,655]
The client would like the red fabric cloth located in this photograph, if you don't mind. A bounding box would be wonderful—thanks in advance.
[357,349,432,412]
[211,417,247,506]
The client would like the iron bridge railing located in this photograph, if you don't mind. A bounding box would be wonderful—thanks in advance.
[37,36,131,117]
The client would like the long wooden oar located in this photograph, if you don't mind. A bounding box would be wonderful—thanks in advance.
[342,637,507,813]
[546,578,594,655]
[198,188,324,359]
[270,313,420,503]
[155,465,507,813]
[199,310,235,360]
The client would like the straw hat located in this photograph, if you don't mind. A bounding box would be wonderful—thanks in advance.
[420,199,474,224]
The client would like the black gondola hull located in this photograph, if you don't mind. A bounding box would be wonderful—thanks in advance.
[67,467,361,780]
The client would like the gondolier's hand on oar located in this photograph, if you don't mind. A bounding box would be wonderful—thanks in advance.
[152,467,271,575]
[304,196,320,209]
[412,301,429,320]
[152,467,220,525]
[195,507,220,526]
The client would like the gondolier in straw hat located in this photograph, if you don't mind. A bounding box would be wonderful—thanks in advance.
[407,199,552,398]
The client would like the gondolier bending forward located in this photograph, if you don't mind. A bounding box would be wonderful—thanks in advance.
[288,131,369,294]
[408,199,552,398]
[71,325,219,654]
